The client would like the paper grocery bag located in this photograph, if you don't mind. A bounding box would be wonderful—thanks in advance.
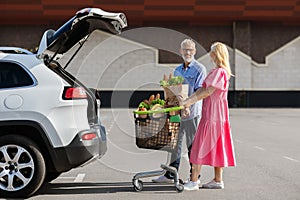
[163,84,188,106]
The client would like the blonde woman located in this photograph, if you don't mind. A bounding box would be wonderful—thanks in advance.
[183,42,236,190]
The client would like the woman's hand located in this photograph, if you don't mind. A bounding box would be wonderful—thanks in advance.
[181,97,191,118]
[182,106,190,118]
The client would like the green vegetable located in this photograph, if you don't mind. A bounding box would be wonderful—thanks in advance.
[150,99,165,106]
[138,102,150,109]
[160,76,184,87]
[159,80,168,87]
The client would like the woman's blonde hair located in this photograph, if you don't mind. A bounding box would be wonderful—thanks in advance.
[210,42,232,77]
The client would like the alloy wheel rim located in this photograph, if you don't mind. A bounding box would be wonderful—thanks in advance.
[0,145,35,191]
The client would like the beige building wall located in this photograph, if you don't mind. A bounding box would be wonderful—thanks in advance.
[233,36,300,91]
[62,30,300,91]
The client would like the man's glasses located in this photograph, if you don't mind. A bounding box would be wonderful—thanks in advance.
[182,48,195,52]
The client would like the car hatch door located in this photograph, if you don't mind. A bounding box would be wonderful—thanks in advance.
[37,8,127,62]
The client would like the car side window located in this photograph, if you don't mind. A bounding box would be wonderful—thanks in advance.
[0,62,34,89]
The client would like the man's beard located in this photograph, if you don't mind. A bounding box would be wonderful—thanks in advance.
[182,55,194,63]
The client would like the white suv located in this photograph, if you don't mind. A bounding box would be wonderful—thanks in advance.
[0,8,127,198]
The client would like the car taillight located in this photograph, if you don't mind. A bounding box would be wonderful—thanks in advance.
[81,133,97,140]
[63,87,87,100]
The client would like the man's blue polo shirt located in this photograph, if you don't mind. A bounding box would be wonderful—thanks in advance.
[174,59,206,121]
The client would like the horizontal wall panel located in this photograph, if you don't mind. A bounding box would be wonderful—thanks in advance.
[7,0,41,4]
[92,5,145,11]
[145,0,196,6]
[196,0,245,6]
[42,0,93,5]
[98,90,300,108]
[94,0,145,4]
[144,10,194,16]
[245,0,296,6]
[1,0,300,25]
[194,5,245,11]
[243,10,293,17]
[145,6,194,11]
[43,10,78,16]
[194,11,243,17]
[245,6,294,11]
[0,4,43,11]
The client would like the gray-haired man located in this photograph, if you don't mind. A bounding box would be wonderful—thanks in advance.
[152,39,206,183]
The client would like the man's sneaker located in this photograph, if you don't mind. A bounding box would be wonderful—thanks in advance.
[202,180,224,189]
[184,181,199,191]
[152,175,174,183]
[184,178,201,186]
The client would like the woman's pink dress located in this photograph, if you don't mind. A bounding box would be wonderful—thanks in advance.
[190,67,236,167]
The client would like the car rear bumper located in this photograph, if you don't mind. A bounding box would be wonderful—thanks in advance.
[51,125,107,172]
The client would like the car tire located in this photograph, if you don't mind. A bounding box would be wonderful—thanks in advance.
[0,135,46,198]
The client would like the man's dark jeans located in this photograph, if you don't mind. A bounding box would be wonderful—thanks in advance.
[165,116,200,179]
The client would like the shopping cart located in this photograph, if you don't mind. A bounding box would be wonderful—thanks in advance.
[132,106,184,193]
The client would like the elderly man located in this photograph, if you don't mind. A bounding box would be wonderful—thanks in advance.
[152,39,206,184]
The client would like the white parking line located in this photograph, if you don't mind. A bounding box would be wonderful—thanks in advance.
[283,156,299,163]
[234,139,299,164]
[254,146,265,151]
[57,177,75,179]
[74,173,86,182]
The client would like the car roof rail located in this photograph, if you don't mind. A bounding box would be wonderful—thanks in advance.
[0,47,34,55]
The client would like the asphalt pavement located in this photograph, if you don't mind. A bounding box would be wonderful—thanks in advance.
[28,108,300,200]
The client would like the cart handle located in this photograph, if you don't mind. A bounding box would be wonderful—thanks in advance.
[133,106,184,114]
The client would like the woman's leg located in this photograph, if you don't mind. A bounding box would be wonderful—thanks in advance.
[214,167,223,182]
[191,164,201,182]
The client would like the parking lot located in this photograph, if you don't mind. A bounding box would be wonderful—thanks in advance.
[28,108,300,200]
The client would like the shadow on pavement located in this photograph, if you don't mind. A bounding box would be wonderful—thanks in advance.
[37,182,179,195]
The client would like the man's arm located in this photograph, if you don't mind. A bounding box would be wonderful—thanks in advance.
[194,65,207,92]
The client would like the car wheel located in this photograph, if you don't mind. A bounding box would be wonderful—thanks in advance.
[0,135,46,198]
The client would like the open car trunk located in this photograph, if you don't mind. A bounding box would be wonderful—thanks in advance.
[37,8,127,125]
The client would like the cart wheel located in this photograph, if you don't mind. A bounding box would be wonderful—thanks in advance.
[133,179,143,192]
[176,184,184,193]
[179,179,184,185]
